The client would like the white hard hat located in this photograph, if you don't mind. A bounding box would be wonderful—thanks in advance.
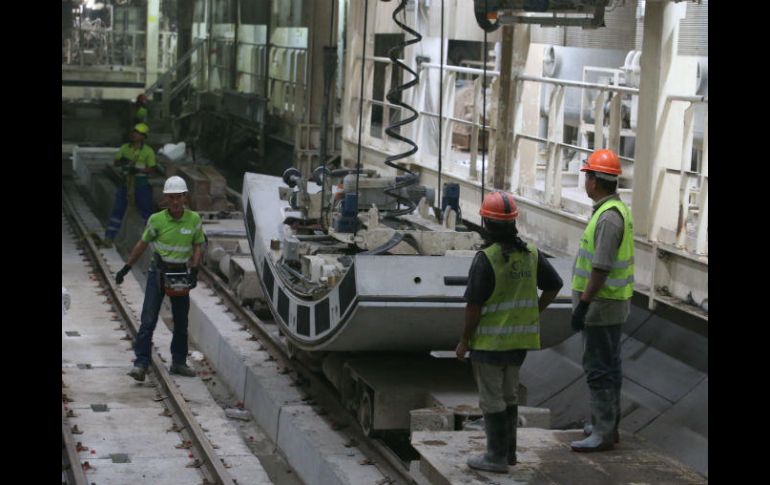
[163,176,188,194]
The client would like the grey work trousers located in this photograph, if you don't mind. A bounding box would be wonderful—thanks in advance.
[471,360,521,414]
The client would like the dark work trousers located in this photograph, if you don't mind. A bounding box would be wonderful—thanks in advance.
[582,324,623,391]
[105,184,153,240]
[134,269,190,368]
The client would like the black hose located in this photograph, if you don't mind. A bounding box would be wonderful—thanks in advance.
[354,0,370,213]
[382,0,422,217]
[437,0,445,213]
[481,9,488,208]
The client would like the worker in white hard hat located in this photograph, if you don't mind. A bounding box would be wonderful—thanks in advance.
[115,176,206,381]
[105,122,157,242]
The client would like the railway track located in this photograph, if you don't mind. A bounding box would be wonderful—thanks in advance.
[63,184,415,485]
[62,190,237,485]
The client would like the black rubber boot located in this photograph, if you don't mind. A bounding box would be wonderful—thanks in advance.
[467,411,509,473]
[506,405,518,465]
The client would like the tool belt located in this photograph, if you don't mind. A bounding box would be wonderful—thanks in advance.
[155,254,191,297]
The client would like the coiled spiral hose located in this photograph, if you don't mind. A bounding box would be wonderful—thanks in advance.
[382,0,422,217]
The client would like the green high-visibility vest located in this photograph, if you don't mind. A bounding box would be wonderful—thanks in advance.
[470,243,541,351]
[571,198,635,300]
[142,209,205,264]
[136,106,148,123]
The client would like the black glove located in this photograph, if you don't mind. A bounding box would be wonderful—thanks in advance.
[188,267,199,289]
[115,265,131,285]
[127,166,139,175]
[571,300,590,332]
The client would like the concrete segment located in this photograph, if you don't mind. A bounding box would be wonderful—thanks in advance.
[277,405,387,485]
[80,456,204,485]
[621,337,704,403]
[185,277,395,485]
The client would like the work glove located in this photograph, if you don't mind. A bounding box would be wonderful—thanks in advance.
[571,300,590,332]
[115,265,131,285]
[188,267,199,289]
[126,166,139,175]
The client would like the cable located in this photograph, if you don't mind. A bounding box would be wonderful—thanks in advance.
[481,7,488,207]
[437,0,445,213]
[319,0,338,229]
[382,0,422,217]
[354,0,369,208]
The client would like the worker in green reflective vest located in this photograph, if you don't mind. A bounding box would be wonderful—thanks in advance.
[135,93,149,124]
[570,149,635,453]
[456,191,563,473]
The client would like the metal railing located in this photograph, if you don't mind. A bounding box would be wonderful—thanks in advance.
[236,41,268,96]
[352,55,500,182]
[513,73,638,209]
[62,28,177,72]
[267,45,309,120]
[144,38,207,118]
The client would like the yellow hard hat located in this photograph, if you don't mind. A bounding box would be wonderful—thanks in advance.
[133,123,149,135]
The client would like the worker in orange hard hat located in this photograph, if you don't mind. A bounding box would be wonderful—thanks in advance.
[457,190,562,473]
[570,148,635,453]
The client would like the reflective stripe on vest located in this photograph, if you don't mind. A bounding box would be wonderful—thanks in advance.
[571,198,635,300]
[470,243,541,351]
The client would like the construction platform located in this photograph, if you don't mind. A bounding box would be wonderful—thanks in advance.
[412,428,706,484]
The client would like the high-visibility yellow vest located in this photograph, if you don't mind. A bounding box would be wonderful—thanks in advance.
[470,243,541,351]
[571,198,635,300]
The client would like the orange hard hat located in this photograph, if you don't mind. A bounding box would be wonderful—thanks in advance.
[581,149,621,176]
[479,191,519,221]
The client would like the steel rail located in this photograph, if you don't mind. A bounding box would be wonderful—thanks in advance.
[62,403,89,485]
[61,188,237,485]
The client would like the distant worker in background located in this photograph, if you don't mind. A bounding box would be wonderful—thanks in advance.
[104,123,157,242]
[135,93,149,124]
[115,176,204,382]
[569,149,634,453]
[456,191,563,473]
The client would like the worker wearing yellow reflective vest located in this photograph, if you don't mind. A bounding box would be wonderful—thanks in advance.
[570,149,635,453]
[135,93,149,124]
[104,123,157,241]
[114,176,205,382]
[456,191,563,473]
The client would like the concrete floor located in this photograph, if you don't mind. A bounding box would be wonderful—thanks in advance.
[412,429,706,485]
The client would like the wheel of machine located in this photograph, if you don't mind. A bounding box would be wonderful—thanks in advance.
[358,388,375,437]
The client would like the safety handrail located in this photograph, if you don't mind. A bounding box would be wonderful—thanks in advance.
[145,38,206,97]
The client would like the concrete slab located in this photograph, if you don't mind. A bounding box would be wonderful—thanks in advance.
[63,367,159,410]
[243,366,307,443]
[637,378,708,477]
[79,456,203,485]
[520,347,584,409]
[621,337,705,403]
[412,429,706,485]
[627,313,708,372]
[68,407,189,460]
[277,405,387,485]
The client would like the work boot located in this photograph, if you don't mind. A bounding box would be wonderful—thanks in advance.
[170,363,197,377]
[582,423,620,444]
[571,388,616,452]
[127,366,147,382]
[467,411,509,473]
[583,384,621,443]
[506,405,518,465]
